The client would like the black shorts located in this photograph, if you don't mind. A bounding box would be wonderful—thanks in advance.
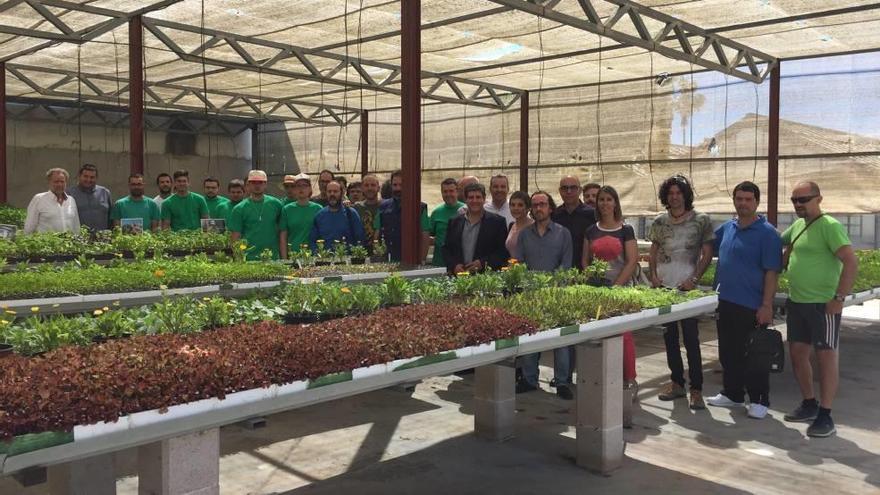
[785,300,841,350]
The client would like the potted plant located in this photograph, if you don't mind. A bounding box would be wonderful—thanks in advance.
[371,238,388,263]
[349,244,368,265]
[282,283,320,324]
[332,239,348,265]
[314,239,332,266]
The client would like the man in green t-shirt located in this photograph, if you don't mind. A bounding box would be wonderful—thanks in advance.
[429,177,464,267]
[160,170,209,231]
[111,173,160,233]
[280,174,299,206]
[279,173,322,259]
[229,170,283,260]
[203,177,231,222]
[227,179,246,208]
[781,181,858,438]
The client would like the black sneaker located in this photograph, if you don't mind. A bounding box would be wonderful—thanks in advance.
[516,381,538,394]
[556,384,574,400]
[784,400,819,422]
[548,378,558,388]
[807,415,836,438]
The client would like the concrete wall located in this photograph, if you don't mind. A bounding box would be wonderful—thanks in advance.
[5,117,253,208]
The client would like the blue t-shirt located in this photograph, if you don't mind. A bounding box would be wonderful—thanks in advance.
[713,216,783,310]
[309,206,366,252]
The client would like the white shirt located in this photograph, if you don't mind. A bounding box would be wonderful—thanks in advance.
[153,194,169,211]
[485,200,514,226]
[24,191,81,234]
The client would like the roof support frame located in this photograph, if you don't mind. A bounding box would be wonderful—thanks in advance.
[485,0,778,83]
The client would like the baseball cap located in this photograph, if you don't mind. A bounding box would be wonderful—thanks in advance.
[247,170,268,182]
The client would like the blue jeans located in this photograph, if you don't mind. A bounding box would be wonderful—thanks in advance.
[519,346,573,388]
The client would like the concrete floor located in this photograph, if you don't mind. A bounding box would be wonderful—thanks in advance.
[4,312,879,495]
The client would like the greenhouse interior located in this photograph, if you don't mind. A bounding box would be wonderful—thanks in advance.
[0,1,878,494]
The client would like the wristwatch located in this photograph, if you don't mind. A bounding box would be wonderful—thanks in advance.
[833,293,846,302]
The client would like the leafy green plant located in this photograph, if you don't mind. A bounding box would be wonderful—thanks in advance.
[350,244,369,259]
[147,297,205,335]
[313,284,353,316]
[372,238,387,259]
[333,239,348,260]
[500,261,528,293]
[315,239,331,260]
[380,274,412,306]
[349,285,381,313]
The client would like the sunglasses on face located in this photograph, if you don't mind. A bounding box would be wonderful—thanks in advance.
[790,195,817,205]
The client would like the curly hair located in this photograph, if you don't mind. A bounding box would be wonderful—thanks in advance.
[658,175,695,211]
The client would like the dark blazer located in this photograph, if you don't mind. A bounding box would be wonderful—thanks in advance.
[443,211,510,273]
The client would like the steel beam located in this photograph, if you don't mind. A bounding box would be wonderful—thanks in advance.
[519,90,529,193]
[400,0,421,265]
[484,0,777,83]
[142,18,522,110]
[0,62,6,204]
[0,0,183,62]
[361,110,369,177]
[768,63,780,226]
[129,16,144,176]
[4,63,360,126]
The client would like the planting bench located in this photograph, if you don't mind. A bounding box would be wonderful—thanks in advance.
[1,294,718,494]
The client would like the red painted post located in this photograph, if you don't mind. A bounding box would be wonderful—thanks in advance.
[519,91,529,193]
[129,15,145,175]
[400,0,421,265]
[767,63,780,226]
[360,110,369,177]
[0,62,6,204]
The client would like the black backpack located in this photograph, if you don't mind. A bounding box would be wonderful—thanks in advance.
[746,326,785,374]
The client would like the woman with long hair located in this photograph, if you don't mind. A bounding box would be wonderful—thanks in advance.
[582,186,639,391]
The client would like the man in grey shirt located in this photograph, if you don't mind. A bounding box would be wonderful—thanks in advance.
[66,163,111,231]
[514,191,575,400]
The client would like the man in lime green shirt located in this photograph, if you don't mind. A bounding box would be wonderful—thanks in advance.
[203,177,231,222]
[160,170,209,231]
[781,181,858,438]
[111,173,160,232]
[279,173,322,258]
[229,170,283,260]
[429,177,464,267]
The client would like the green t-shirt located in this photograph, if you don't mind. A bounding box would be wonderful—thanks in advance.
[111,195,160,231]
[204,195,231,221]
[429,201,465,266]
[229,195,284,260]
[282,197,299,206]
[781,215,850,303]
[160,192,209,231]
[279,201,323,253]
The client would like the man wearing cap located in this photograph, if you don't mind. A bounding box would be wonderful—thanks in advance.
[160,170,209,231]
[310,180,365,253]
[229,170,284,260]
[203,177,231,221]
[279,174,323,259]
[281,174,300,206]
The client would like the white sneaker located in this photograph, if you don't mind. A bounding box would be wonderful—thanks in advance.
[748,403,769,419]
[706,393,745,408]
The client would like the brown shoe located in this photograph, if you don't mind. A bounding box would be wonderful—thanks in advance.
[658,382,686,401]
[689,389,706,410]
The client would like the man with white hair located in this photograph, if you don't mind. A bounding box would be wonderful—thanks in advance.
[24,168,80,234]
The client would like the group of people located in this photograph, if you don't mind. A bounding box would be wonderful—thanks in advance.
[22,164,856,437]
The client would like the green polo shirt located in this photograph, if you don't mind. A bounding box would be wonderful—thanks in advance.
[160,192,209,231]
[111,195,160,232]
[781,215,851,303]
[279,201,323,253]
[229,195,284,260]
[204,195,231,221]
[429,201,465,266]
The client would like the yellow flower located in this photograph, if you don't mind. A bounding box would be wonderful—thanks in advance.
[284,275,295,281]
[340,287,351,294]
[52,303,60,308]
[316,239,325,244]
[500,267,509,272]
[159,284,168,290]
[203,297,211,301]
[114,252,123,258]
[0,319,8,326]
[456,271,470,277]
[153,269,165,278]
[4,310,15,315]
[238,244,247,251]
[102,306,110,312]
[93,309,104,316]
[30,306,39,313]
[112,301,121,306]
[507,258,519,265]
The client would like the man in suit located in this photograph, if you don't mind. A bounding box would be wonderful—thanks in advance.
[443,182,509,274]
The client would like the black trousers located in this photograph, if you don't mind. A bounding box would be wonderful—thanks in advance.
[716,300,770,406]
[663,318,703,391]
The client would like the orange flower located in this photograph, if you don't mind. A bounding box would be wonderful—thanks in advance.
[507,258,519,265]
[153,269,165,278]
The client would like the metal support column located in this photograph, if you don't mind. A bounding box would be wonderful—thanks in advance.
[0,62,6,205]
[767,63,781,226]
[129,16,144,176]
[400,0,421,265]
[361,110,369,177]
[519,90,529,193]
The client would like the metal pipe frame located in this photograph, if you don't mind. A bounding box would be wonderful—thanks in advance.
[519,90,529,193]
[484,0,778,83]
[767,63,780,226]
[141,18,523,111]
[360,110,369,177]
[0,0,183,62]
[0,61,6,204]
[4,63,360,126]
[129,15,144,175]
[400,0,421,266]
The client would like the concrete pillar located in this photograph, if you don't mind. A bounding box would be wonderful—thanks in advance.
[138,428,219,495]
[576,337,624,474]
[48,452,116,495]
[474,361,515,442]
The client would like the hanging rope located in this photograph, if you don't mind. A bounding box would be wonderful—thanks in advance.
[689,63,695,181]
[723,74,730,195]
[752,83,760,181]
[596,36,604,185]
[533,15,544,190]
[77,45,83,166]
[200,0,213,173]
[335,0,350,174]
[112,30,124,153]
[462,103,468,175]
[647,52,657,208]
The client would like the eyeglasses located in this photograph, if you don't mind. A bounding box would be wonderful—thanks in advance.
[790,195,817,205]
[560,185,580,191]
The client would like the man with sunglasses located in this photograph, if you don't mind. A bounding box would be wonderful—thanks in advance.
[781,182,858,438]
